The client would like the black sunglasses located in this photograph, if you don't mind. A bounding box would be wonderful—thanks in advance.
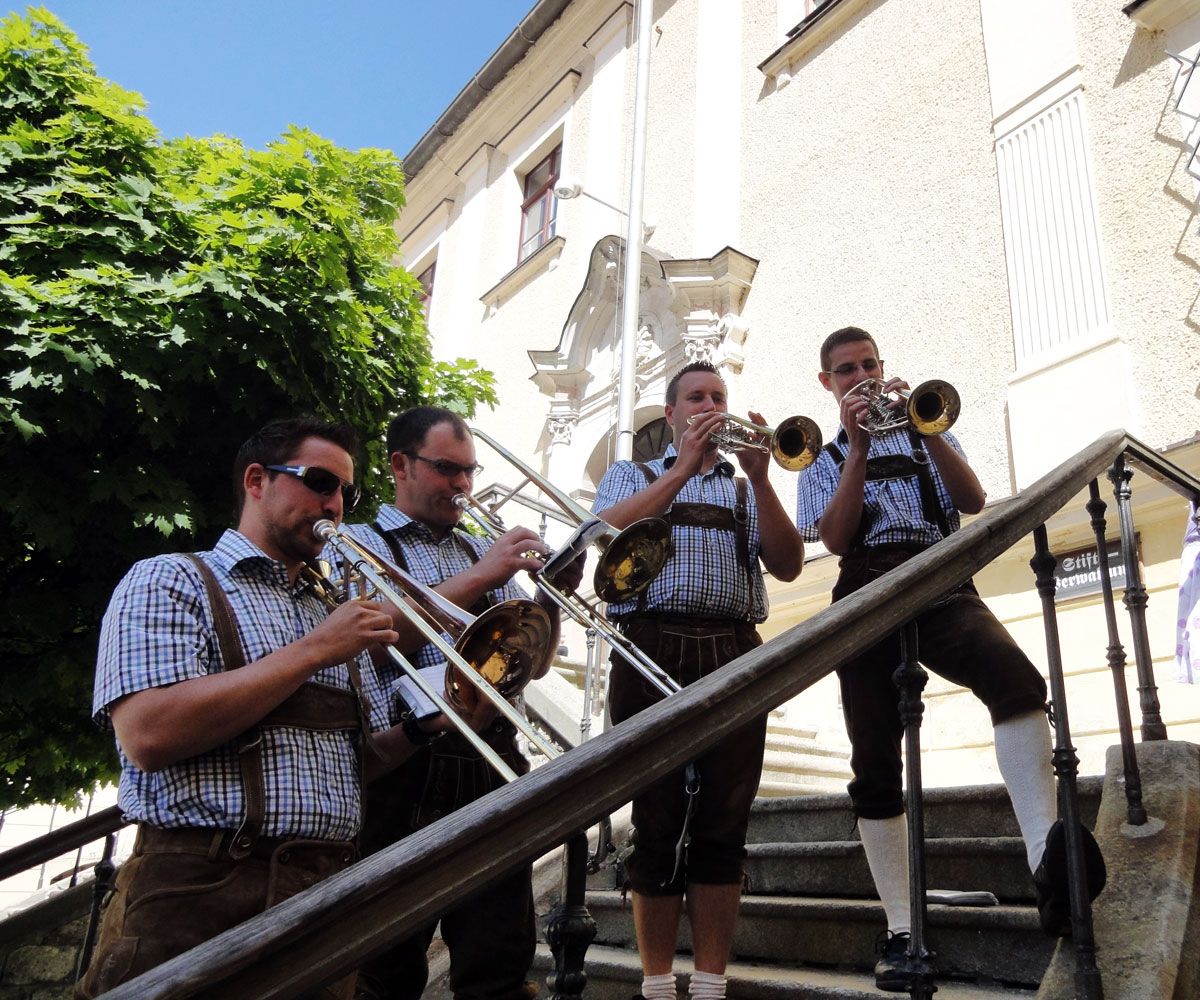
[405,453,484,480]
[266,465,361,512]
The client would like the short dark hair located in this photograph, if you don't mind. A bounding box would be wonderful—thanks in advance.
[820,327,879,372]
[665,361,725,406]
[386,406,469,458]
[232,418,358,516]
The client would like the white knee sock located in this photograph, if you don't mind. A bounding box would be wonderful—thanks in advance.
[642,972,677,1000]
[688,970,726,1000]
[994,709,1057,872]
[858,814,911,934]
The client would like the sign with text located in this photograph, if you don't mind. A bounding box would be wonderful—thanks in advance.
[1052,536,1134,603]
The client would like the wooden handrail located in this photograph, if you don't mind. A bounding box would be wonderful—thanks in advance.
[89,430,1200,999]
[0,805,125,882]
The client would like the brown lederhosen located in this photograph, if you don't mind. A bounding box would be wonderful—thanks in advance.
[75,554,365,1000]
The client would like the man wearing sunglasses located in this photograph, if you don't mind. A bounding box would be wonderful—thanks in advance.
[338,405,583,1000]
[78,418,443,1000]
[796,327,1104,992]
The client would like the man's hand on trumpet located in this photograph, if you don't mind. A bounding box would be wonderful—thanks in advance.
[731,410,771,481]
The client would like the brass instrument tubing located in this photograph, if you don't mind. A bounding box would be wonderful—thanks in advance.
[314,520,561,764]
[453,497,680,699]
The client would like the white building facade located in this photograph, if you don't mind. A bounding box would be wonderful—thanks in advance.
[396,0,1200,783]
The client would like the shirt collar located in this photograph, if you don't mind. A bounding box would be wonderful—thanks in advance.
[212,528,311,591]
[375,503,468,544]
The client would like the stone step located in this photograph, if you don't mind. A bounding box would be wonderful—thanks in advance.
[746,777,1104,844]
[582,891,1055,987]
[743,837,1034,902]
[531,943,1038,1000]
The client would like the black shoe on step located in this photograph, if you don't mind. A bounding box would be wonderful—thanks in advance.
[874,930,913,992]
[1032,818,1107,937]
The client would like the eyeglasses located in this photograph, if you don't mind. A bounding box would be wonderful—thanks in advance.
[406,453,484,481]
[824,358,883,378]
[266,465,361,512]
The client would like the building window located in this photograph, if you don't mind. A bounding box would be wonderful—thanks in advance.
[519,145,560,263]
[632,418,672,463]
[416,260,435,319]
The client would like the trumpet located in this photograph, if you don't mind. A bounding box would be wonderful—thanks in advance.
[453,494,680,700]
[687,412,823,471]
[850,377,960,437]
[469,426,673,603]
[312,520,561,778]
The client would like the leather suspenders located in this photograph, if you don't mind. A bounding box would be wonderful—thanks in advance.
[182,554,365,859]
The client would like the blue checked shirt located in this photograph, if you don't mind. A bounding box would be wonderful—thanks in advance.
[795,426,967,548]
[333,505,529,725]
[95,529,386,840]
[593,446,769,623]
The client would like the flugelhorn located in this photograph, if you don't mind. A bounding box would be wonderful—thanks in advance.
[312,520,561,776]
[850,377,960,437]
[469,426,673,603]
[687,412,823,471]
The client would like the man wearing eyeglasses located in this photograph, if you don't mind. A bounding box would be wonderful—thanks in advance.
[338,406,581,1000]
[77,417,449,999]
[796,327,1104,992]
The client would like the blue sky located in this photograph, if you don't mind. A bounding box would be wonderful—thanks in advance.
[27,1,537,157]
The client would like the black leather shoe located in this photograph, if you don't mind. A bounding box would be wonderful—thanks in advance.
[1033,819,1107,937]
[874,930,912,992]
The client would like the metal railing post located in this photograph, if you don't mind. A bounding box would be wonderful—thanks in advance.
[1031,525,1102,1000]
[544,831,597,1000]
[1108,457,1167,740]
[76,832,117,980]
[1085,480,1146,825]
[895,621,937,998]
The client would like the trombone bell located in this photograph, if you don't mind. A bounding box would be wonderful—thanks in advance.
[449,602,553,711]
[593,516,674,604]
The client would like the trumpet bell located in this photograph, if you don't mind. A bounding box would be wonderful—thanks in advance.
[770,415,823,471]
[448,599,553,711]
[908,379,960,436]
[594,516,674,604]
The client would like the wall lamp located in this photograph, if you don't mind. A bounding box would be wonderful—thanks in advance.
[554,175,656,242]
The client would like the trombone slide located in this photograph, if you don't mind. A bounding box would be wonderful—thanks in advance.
[314,520,561,766]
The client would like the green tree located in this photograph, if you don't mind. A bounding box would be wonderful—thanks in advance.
[0,8,495,809]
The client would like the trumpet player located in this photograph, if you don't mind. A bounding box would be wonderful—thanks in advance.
[337,406,583,1000]
[77,418,433,1000]
[593,361,805,1000]
[795,327,1105,992]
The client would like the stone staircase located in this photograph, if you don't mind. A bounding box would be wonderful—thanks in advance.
[531,777,1104,999]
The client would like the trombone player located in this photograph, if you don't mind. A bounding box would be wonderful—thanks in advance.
[795,326,1104,992]
[337,406,583,1000]
[592,361,805,1000]
[77,418,431,1000]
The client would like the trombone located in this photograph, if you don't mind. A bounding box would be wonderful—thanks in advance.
[687,412,823,471]
[469,426,673,603]
[453,494,680,701]
[312,519,562,777]
[850,377,961,436]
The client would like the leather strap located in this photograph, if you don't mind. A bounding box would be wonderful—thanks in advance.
[181,554,364,859]
[634,463,753,609]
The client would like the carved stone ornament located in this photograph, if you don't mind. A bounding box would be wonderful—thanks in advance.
[546,415,578,446]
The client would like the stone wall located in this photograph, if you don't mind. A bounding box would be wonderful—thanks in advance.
[0,884,91,1000]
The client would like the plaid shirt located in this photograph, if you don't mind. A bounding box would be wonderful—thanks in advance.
[334,505,528,724]
[95,529,385,840]
[593,446,769,622]
[795,426,967,547]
